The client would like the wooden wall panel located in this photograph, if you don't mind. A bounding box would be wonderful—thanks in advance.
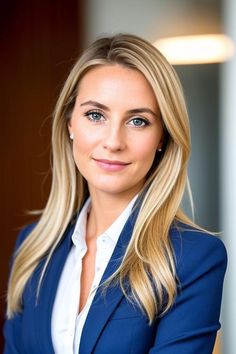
[0,0,84,349]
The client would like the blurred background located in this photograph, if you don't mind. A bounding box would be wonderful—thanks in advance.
[0,0,235,352]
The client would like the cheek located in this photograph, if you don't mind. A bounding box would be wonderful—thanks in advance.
[71,133,91,174]
[132,134,159,164]
[73,128,98,156]
[138,147,157,167]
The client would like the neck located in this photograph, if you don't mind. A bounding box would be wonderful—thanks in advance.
[86,190,138,239]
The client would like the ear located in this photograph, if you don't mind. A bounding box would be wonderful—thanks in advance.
[157,135,165,151]
[67,121,74,140]
[67,119,72,133]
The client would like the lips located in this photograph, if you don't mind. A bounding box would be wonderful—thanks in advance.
[93,158,130,165]
[92,158,131,172]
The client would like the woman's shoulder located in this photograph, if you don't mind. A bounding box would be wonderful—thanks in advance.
[170,221,227,248]
[169,222,227,279]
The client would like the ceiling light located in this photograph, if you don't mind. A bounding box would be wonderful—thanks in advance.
[154,34,235,65]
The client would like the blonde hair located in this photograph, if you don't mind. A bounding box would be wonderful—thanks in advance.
[7,33,195,322]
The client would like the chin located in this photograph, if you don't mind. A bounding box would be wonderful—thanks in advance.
[91,185,129,195]
[88,178,144,197]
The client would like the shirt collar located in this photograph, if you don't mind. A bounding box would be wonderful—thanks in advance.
[71,194,139,247]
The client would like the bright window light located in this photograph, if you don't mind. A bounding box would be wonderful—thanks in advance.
[154,34,235,65]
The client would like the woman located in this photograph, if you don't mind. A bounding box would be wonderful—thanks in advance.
[4,34,227,354]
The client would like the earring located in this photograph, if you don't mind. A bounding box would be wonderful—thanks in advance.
[157,147,162,152]
[69,133,74,140]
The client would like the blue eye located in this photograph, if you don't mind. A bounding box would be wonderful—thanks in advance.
[85,111,104,122]
[129,118,149,127]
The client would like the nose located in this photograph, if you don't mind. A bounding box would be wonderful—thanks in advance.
[102,122,126,152]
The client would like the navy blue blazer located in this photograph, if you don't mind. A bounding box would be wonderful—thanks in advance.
[4,210,227,354]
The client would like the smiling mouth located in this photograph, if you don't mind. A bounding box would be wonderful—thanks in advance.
[93,158,130,165]
[92,158,131,171]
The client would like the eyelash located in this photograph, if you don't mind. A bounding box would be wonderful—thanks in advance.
[130,117,150,127]
[84,110,151,127]
[84,110,104,122]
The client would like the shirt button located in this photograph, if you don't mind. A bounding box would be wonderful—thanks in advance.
[96,266,101,272]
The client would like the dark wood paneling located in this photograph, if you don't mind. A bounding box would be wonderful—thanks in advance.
[0,0,84,349]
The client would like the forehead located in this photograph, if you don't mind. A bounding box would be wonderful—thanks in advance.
[76,64,159,110]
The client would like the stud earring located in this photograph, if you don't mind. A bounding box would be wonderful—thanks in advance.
[69,133,74,140]
[157,147,162,152]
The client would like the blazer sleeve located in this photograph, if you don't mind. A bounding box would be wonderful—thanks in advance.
[3,223,36,354]
[149,230,227,354]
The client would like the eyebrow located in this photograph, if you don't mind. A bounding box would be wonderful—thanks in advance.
[80,100,159,118]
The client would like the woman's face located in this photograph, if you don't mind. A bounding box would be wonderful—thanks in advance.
[68,64,164,199]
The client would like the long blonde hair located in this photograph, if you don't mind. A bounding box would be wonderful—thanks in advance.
[7,33,194,322]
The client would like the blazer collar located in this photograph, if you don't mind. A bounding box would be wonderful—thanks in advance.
[33,220,76,353]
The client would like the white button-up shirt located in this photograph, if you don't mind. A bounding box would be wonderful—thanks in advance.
[51,196,138,354]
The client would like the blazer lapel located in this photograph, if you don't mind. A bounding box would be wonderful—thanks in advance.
[79,203,140,354]
[33,220,76,353]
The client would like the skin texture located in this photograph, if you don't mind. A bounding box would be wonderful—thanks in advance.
[68,64,164,312]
